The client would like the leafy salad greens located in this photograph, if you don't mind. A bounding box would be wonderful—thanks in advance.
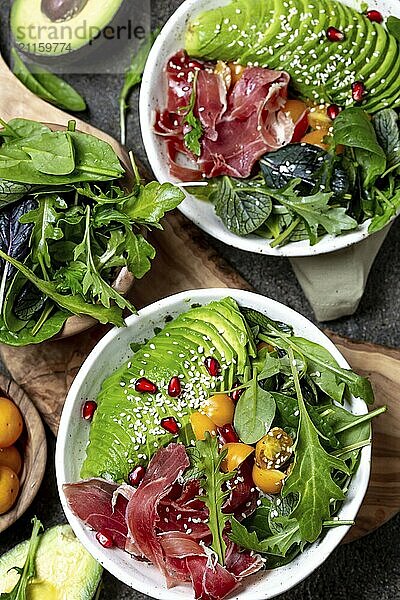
[0,118,184,345]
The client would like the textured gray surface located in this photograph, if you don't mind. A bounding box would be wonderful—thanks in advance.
[0,0,399,598]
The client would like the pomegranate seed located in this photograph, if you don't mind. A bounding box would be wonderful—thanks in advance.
[352,81,367,103]
[366,9,383,23]
[161,416,180,435]
[82,400,97,421]
[230,384,244,404]
[135,377,157,394]
[96,531,113,548]
[128,465,146,486]
[204,357,221,377]
[218,424,239,445]
[168,376,182,398]
[327,104,341,120]
[326,26,345,42]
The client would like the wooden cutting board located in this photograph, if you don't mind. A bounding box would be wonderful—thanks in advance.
[0,51,398,545]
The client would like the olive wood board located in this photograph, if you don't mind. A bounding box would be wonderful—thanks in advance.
[0,374,47,534]
[0,50,398,545]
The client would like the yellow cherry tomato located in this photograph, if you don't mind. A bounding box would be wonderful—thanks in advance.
[228,62,246,85]
[221,443,254,472]
[255,427,294,470]
[307,106,332,130]
[0,445,22,474]
[0,398,23,448]
[0,466,19,514]
[190,412,217,440]
[201,394,235,427]
[283,99,308,124]
[301,129,331,150]
[252,464,285,494]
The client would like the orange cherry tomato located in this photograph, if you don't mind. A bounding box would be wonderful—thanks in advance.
[301,129,331,150]
[0,398,23,448]
[307,106,332,131]
[283,99,309,142]
[252,464,286,494]
[201,394,235,427]
[221,443,254,472]
[255,427,293,470]
[0,445,22,475]
[190,412,217,440]
[0,466,19,514]
[228,62,246,85]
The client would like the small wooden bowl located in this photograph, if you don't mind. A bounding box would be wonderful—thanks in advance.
[0,374,47,533]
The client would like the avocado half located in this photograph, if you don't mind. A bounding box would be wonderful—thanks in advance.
[11,0,124,57]
[0,524,102,599]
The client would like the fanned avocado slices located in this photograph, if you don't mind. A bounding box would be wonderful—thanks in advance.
[185,0,400,112]
[81,298,254,482]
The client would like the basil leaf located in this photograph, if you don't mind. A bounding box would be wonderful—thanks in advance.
[214,176,273,236]
[234,375,276,444]
[372,109,400,170]
[332,107,386,187]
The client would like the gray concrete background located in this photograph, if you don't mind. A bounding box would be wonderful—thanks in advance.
[0,0,399,598]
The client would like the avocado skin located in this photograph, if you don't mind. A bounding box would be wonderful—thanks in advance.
[0,525,102,599]
[81,299,251,482]
[185,0,400,113]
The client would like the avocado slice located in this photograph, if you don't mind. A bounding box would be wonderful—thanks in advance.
[81,299,251,481]
[11,0,124,57]
[0,525,102,599]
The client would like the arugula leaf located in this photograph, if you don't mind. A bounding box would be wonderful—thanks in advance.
[0,517,43,599]
[387,16,400,41]
[124,229,156,279]
[0,248,125,327]
[179,71,203,157]
[188,432,233,564]
[234,372,276,444]
[123,182,184,224]
[332,108,386,188]
[268,181,357,245]
[214,176,273,236]
[119,29,159,145]
[230,515,302,557]
[369,184,400,234]
[372,109,400,171]
[282,348,350,543]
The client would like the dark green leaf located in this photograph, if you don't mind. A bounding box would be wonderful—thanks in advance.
[0,180,32,209]
[123,182,184,223]
[234,375,276,444]
[372,109,400,170]
[21,131,75,176]
[124,230,156,279]
[387,16,400,41]
[260,144,326,191]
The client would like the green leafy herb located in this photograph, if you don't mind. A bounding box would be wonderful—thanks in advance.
[123,181,184,224]
[119,30,159,145]
[234,371,276,444]
[372,109,400,171]
[387,16,400,41]
[214,176,273,236]
[179,71,203,157]
[188,432,233,564]
[0,517,43,599]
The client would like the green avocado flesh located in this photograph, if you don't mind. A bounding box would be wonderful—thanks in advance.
[11,0,124,56]
[185,0,400,113]
[81,298,253,482]
[0,525,102,599]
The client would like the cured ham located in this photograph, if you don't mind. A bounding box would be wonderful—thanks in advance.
[155,51,295,180]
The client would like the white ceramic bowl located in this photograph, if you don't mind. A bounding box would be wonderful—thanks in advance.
[140,0,399,257]
[56,288,371,600]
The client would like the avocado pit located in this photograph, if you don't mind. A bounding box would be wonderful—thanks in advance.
[41,0,88,22]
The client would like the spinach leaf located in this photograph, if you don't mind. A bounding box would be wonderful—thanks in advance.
[282,348,349,543]
[268,182,357,245]
[241,307,293,335]
[372,109,400,171]
[0,248,125,327]
[0,180,32,209]
[0,517,43,600]
[4,273,46,332]
[387,16,400,41]
[332,108,386,187]
[123,181,184,224]
[11,48,86,112]
[119,30,159,145]
[0,118,50,140]
[0,308,69,345]
[179,71,203,157]
[0,198,36,313]
[234,373,276,444]
[214,176,273,236]
[187,432,233,564]
[21,132,75,176]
